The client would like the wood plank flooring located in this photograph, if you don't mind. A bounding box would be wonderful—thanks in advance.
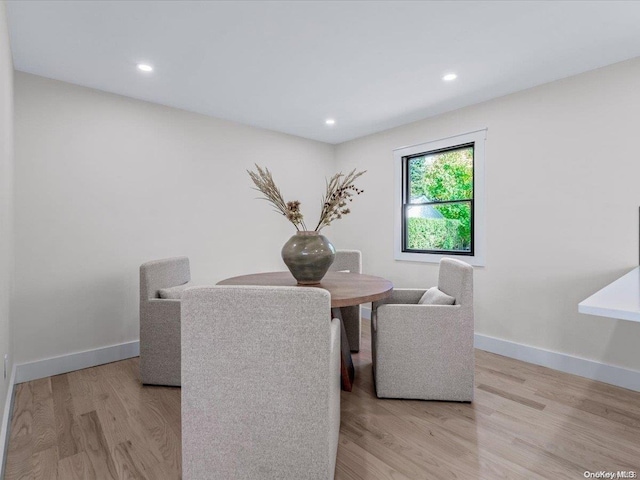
[5,321,640,479]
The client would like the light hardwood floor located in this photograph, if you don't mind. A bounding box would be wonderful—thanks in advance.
[5,321,640,479]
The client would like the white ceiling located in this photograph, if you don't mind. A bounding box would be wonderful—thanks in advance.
[6,1,640,144]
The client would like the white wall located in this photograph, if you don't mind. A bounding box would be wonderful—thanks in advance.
[0,0,14,430]
[11,56,640,378]
[332,57,640,372]
[13,72,336,365]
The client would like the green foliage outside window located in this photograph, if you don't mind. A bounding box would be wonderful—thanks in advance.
[406,217,464,251]
[406,147,473,252]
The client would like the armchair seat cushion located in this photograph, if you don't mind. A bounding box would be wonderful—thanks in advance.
[418,286,455,305]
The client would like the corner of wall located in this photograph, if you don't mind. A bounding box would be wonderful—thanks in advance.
[0,0,16,473]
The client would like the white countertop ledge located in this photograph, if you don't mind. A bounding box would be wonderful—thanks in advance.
[578,267,640,322]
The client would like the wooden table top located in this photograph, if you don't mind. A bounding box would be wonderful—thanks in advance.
[217,271,393,308]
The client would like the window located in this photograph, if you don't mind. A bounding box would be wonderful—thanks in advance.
[394,130,486,265]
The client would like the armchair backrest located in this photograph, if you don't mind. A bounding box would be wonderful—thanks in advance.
[329,249,362,273]
[140,256,190,302]
[438,258,473,308]
[182,285,336,479]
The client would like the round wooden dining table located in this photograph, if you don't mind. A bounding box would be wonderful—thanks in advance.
[217,271,393,391]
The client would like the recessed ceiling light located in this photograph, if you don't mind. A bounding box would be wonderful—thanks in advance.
[137,63,153,72]
[325,119,336,125]
[443,73,457,81]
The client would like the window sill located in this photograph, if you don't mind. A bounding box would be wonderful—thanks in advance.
[395,250,485,267]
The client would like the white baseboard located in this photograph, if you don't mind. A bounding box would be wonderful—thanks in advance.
[14,341,140,384]
[474,334,640,392]
[0,341,139,476]
[361,307,640,392]
[0,364,17,480]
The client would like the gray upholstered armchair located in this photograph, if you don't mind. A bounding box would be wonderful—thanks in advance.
[371,258,474,401]
[139,256,190,386]
[182,286,341,480]
[329,249,362,352]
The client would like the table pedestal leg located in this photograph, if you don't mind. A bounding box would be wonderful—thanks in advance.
[332,307,354,392]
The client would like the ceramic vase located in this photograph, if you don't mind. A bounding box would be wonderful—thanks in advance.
[281,231,336,285]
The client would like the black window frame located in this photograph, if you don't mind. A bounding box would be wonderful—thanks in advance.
[401,142,475,256]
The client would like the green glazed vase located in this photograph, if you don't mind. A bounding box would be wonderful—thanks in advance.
[281,231,336,285]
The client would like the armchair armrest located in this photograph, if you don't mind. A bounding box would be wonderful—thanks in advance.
[375,303,467,344]
[330,317,340,356]
[147,298,181,305]
[377,303,461,323]
[328,317,341,445]
[372,288,427,309]
[140,298,181,344]
[140,298,182,386]
[329,318,340,390]
[145,298,181,320]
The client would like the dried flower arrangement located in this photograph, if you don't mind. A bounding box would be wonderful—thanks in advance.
[248,165,366,232]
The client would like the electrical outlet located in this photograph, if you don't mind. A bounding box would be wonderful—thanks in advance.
[3,354,7,379]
